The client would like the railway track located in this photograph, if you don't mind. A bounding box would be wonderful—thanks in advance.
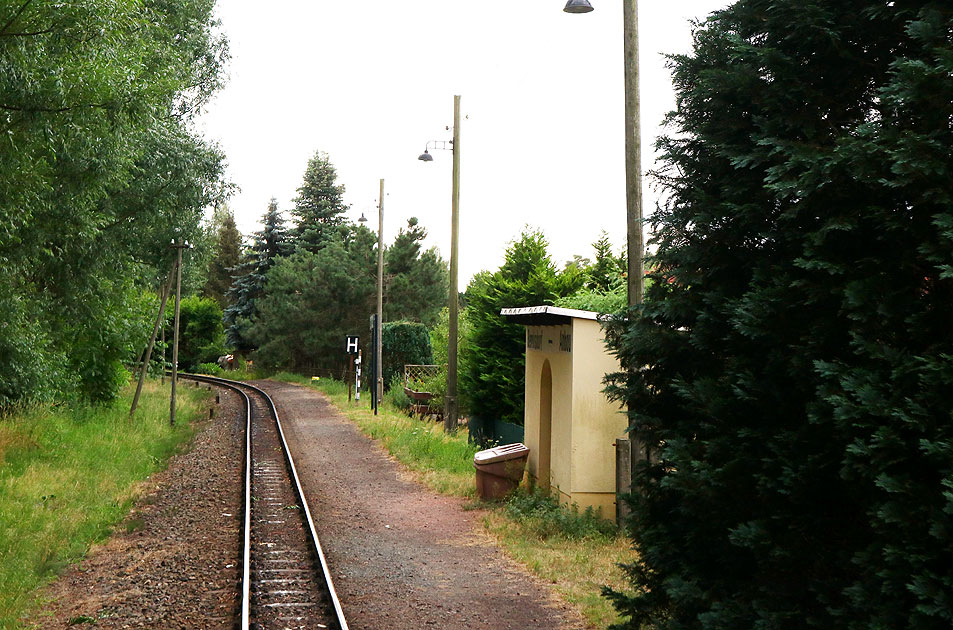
[184,374,348,630]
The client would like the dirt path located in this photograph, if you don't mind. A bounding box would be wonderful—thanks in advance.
[259,380,585,630]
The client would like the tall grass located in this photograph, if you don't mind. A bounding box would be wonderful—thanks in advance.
[0,380,208,629]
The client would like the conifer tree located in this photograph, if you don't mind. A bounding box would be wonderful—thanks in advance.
[203,206,243,308]
[290,151,348,252]
[385,217,448,326]
[224,198,289,353]
[463,229,582,425]
[604,2,953,629]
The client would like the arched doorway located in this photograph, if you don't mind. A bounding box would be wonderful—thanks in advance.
[538,359,553,490]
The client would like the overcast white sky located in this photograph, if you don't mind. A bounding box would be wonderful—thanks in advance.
[198,0,729,285]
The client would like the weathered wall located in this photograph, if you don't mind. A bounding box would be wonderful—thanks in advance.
[568,317,626,518]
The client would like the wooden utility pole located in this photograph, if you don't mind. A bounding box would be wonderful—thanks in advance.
[169,240,191,427]
[624,0,644,308]
[445,95,462,433]
[623,0,649,470]
[376,178,384,413]
[129,262,175,418]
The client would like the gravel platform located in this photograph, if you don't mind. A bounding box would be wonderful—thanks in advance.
[257,380,586,630]
[27,388,244,629]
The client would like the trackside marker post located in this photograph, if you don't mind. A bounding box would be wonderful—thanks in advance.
[346,335,359,403]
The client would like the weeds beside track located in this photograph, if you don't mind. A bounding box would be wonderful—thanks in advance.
[269,373,635,629]
[0,380,208,629]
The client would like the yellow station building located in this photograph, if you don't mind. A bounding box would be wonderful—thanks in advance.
[501,306,627,520]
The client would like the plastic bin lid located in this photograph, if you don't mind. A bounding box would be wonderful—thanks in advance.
[474,442,529,464]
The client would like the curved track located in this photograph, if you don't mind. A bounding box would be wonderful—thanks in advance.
[184,374,348,630]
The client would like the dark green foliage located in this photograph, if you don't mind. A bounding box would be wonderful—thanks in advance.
[249,245,375,371]
[175,296,225,371]
[505,488,618,540]
[382,321,434,389]
[224,198,290,353]
[384,218,449,327]
[586,231,627,293]
[0,0,228,408]
[463,230,583,425]
[203,207,243,308]
[604,3,953,629]
[291,151,348,253]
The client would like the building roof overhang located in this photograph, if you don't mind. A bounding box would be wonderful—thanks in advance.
[500,305,603,327]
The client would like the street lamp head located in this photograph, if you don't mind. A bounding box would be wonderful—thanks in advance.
[418,148,434,162]
[357,212,368,224]
[563,0,594,13]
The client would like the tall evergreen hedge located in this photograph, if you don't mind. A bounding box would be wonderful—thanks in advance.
[382,321,433,389]
[463,230,582,425]
[604,2,953,628]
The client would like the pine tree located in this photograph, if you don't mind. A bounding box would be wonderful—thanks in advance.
[384,217,449,326]
[224,198,290,353]
[290,151,348,253]
[604,2,953,629]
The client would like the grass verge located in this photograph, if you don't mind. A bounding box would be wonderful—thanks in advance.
[269,373,634,628]
[0,380,209,629]
[272,372,478,496]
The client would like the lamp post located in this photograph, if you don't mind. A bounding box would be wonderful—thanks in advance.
[375,180,384,413]
[357,185,385,415]
[418,94,462,433]
[564,0,643,308]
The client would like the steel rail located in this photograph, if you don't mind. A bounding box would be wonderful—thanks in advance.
[182,373,349,630]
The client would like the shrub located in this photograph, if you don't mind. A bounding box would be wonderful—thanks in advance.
[604,3,953,629]
[505,487,617,541]
[384,382,410,411]
[195,362,223,376]
[173,296,225,371]
[463,230,582,426]
[381,321,432,388]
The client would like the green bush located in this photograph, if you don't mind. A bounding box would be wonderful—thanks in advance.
[382,377,412,411]
[174,296,225,371]
[505,487,617,541]
[603,3,953,629]
[414,367,447,409]
[195,362,223,376]
[462,230,582,426]
[381,321,433,388]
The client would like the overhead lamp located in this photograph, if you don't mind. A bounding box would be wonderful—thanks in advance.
[418,148,434,162]
[564,0,594,13]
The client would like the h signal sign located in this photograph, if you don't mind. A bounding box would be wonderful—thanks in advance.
[346,336,359,354]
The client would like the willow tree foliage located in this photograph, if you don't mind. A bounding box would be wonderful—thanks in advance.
[0,0,229,407]
[604,2,953,628]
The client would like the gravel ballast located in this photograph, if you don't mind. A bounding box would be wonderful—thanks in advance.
[30,380,586,629]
